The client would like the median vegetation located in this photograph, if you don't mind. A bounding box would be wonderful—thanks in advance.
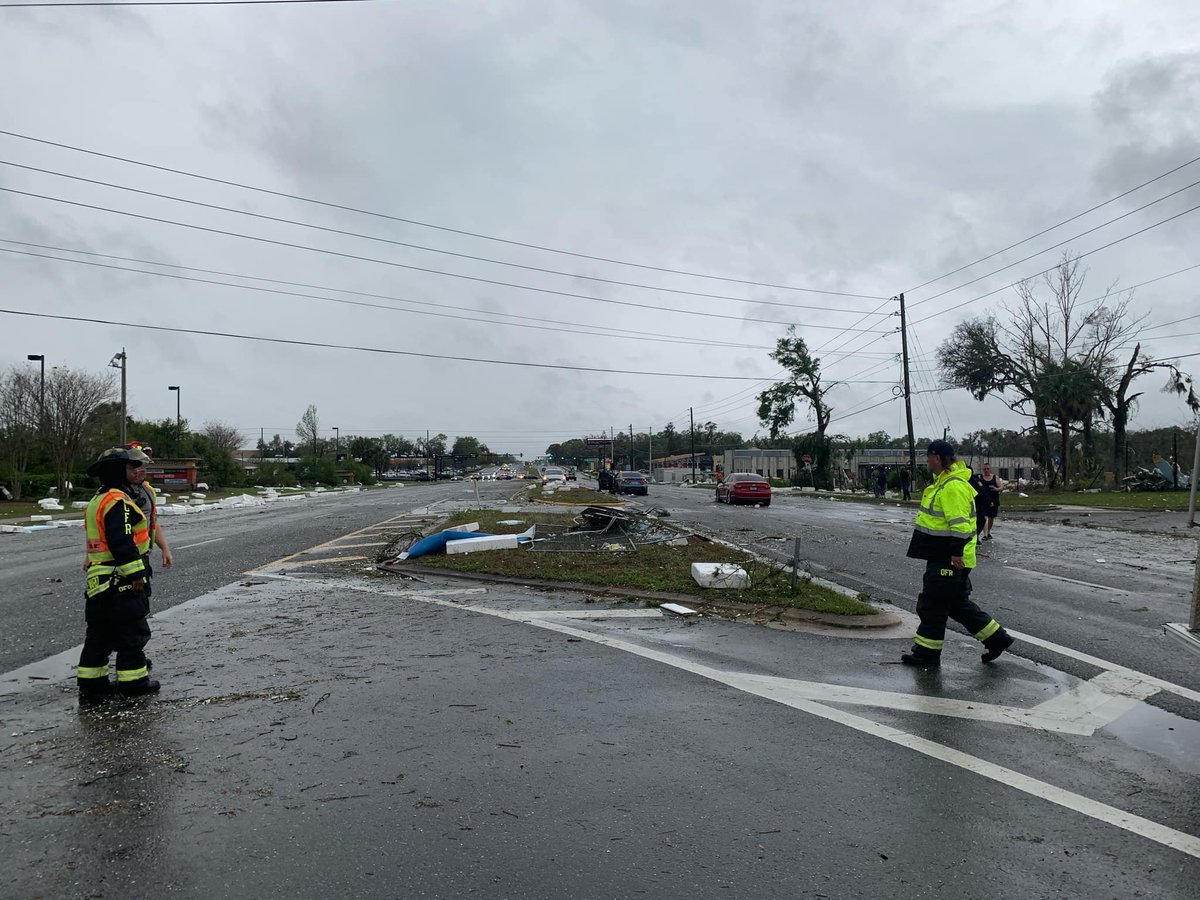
[392,510,877,616]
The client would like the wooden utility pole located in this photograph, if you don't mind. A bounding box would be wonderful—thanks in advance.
[898,294,916,478]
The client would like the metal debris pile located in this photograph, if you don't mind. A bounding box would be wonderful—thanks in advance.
[528,506,687,553]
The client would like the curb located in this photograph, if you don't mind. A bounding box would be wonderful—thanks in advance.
[376,563,901,629]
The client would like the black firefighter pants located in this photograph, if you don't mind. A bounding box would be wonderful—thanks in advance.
[912,561,1001,657]
[76,581,152,691]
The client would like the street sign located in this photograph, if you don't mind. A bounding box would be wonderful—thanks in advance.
[801,454,812,465]
[586,438,614,446]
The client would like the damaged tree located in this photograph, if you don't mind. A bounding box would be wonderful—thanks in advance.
[938,252,1194,487]
[756,326,833,484]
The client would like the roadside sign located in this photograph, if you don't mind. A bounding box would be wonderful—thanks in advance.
[801,454,812,465]
[586,438,614,445]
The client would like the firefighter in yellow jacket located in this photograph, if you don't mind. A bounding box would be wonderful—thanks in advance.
[77,446,160,700]
[902,440,1015,667]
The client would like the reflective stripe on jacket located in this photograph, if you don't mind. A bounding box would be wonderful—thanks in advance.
[908,461,977,568]
[85,488,150,598]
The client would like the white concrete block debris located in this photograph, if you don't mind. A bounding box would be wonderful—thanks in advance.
[195,482,209,491]
[190,493,207,500]
[30,514,53,522]
[38,499,64,510]
[453,522,480,533]
[496,520,525,526]
[446,534,520,554]
[660,603,697,616]
[691,562,750,589]
[666,537,689,547]
[71,501,89,509]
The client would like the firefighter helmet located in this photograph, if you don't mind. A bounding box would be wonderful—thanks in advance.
[86,446,151,477]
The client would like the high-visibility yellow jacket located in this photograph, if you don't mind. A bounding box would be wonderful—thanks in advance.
[84,488,150,598]
[906,461,977,568]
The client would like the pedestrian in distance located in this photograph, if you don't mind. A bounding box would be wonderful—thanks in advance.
[874,465,887,498]
[977,463,1005,541]
[899,466,912,501]
[77,446,162,702]
[902,439,1014,668]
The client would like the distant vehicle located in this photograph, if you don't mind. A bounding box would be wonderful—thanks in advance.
[614,471,649,495]
[715,473,771,506]
[565,469,577,481]
[541,466,567,484]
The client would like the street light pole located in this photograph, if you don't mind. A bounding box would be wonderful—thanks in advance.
[109,349,127,444]
[168,386,181,456]
[26,354,44,429]
[333,427,339,462]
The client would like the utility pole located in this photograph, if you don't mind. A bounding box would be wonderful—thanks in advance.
[648,427,653,481]
[629,424,634,471]
[1188,416,1199,528]
[689,407,696,483]
[109,349,127,444]
[898,293,916,478]
[168,386,181,456]
[1173,428,1179,489]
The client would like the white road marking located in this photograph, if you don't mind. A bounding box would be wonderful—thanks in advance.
[175,538,225,550]
[1010,629,1200,706]
[1003,566,1128,594]
[280,576,1199,859]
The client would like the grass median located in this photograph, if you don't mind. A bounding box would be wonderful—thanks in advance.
[391,510,877,616]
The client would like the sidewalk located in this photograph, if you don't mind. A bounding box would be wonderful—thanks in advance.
[2,566,1198,897]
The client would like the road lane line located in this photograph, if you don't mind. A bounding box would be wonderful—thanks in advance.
[1003,566,1129,594]
[1010,629,1200,705]
[175,538,225,550]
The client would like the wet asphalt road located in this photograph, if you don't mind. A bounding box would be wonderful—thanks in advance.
[2,480,1198,898]
[0,482,484,674]
[651,484,1200,716]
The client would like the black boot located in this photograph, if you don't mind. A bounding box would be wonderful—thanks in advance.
[118,677,161,696]
[78,679,116,704]
[981,631,1014,663]
[900,650,941,668]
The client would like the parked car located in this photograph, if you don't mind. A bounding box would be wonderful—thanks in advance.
[614,471,649,495]
[715,473,771,506]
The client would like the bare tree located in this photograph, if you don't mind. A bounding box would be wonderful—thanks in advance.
[202,421,246,455]
[295,404,320,457]
[44,367,116,497]
[940,253,1145,486]
[0,368,39,500]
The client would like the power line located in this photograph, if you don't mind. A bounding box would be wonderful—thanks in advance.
[0,128,887,299]
[0,159,890,311]
[0,0,377,6]
[0,306,781,380]
[0,244,779,352]
[0,187,890,333]
[909,176,1200,307]
[904,151,1200,294]
[910,199,1200,326]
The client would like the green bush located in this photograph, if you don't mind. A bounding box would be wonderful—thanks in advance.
[199,452,245,490]
[251,462,298,487]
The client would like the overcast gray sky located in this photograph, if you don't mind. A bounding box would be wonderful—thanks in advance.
[2,0,1198,459]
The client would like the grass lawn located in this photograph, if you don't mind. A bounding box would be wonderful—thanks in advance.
[393,510,876,616]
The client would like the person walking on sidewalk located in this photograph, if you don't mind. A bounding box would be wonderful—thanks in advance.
[901,439,1014,668]
[77,446,161,701]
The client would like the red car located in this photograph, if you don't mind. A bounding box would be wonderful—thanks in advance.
[715,473,772,507]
